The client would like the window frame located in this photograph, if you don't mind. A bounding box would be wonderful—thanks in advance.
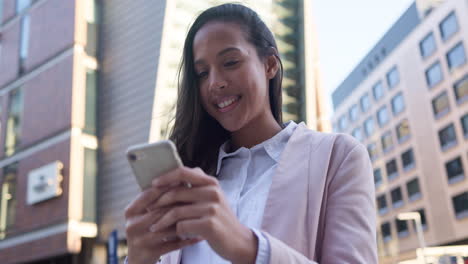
[439,11,459,41]
[406,177,422,201]
[445,156,465,184]
[419,32,437,59]
[438,123,457,151]
[446,42,466,70]
[425,61,444,88]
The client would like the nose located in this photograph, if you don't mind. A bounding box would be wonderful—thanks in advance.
[208,69,227,92]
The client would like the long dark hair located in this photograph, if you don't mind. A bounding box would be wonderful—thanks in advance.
[169,3,284,176]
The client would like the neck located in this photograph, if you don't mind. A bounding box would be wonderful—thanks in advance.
[230,113,282,151]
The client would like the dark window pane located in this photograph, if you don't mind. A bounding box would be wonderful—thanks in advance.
[386,159,399,180]
[395,219,408,235]
[364,117,374,137]
[402,149,415,170]
[454,74,468,103]
[387,66,400,89]
[372,81,384,100]
[5,88,23,156]
[425,61,443,88]
[381,132,394,152]
[407,178,421,200]
[391,93,405,115]
[84,69,97,135]
[452,192,468,218]
[420,32,436,58]
[412,208,428,230]
[438,123,457,150]
[445,156,464,184]
[396,119,411,142]
[447,42,466,70]
[461,114,468,136]
[349,104,359,122]
[440,11,459,41]
[391,187,403,208]
[432,91,450,118]
[381,222,392,241]
[360,93,371,112]
[377,194,387,214]
[377,106,389,127]
[374,168,383,187]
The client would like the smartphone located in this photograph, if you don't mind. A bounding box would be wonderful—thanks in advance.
[126,140,183,190]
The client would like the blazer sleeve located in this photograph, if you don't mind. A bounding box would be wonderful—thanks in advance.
[264,141,378,264]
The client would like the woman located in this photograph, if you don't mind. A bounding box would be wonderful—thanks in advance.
[124,3,377,264]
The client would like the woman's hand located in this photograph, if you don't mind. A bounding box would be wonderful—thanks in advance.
[149,167,258,264]
[124,186,203,264]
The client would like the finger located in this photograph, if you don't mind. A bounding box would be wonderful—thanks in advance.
[150,185,221,209]
[150,203,217,233]
[134,228,203,252]
[124,188,161,218]
[152,167,217,188]
[126,207,171,236]
[175,217,213,240]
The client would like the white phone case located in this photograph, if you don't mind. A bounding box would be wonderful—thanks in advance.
[126,140,183,190]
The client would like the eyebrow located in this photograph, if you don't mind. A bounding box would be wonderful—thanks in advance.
[194,47,241,65]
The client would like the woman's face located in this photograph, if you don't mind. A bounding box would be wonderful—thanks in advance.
[193,21,276,132]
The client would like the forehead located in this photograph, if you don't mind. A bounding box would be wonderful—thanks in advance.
[193,21,251,60]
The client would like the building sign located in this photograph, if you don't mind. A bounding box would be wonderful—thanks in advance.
[27,161,63,205]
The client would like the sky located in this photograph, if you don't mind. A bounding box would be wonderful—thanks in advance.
[312,0,414,114]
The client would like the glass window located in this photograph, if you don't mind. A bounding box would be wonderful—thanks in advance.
[352,127,363,142]
[454,74,468,103]
[364,117,374,137]
[438,123,457,150]
[425,61,443,88]
[360,93,371,113]
[445,156,464,184]
[386,159,399,180]
[19,15,30,72]
[374,168,383,187]
[407,178,421,201]
[395,219,409,237]
[377,194,387,214]
[84,69,97,135]
[439,11,459,41]
[446,42,466,70]
[381,131,394,152]
[0,163,18,240]
[452,192,468,219]
[5,88,23,156]
[367,143,379,161]
[420,32,436,58]
[396,119,410,142]
[411,208,428,230]
[381,222,392,242]
[391,187,403,208]
[461,114,468,137]
[391,93,405,115]
[16,0,31,13]
[377,106,389,127]
[401,148,415,171]
[386,66,400,89]
[338,115,348,131]
[432,91,450,118]
[372,81,384,101]
[349,104,359,122]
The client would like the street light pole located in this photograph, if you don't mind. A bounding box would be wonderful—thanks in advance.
[397,212,427,264]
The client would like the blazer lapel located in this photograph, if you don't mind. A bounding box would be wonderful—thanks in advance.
[260,122,311,254]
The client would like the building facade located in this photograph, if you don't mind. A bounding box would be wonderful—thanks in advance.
[0,0,99,263]
[331,0,468,263]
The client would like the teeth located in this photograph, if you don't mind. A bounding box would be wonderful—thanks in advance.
[217,97,237,108]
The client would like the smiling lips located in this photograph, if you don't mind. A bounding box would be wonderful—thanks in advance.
[215,95,241,113]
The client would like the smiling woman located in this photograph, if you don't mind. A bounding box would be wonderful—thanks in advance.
[124,3,377,264]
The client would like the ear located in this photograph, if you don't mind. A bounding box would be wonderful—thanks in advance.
[265,49,280,80]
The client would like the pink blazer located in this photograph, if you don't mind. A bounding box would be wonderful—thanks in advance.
[161,122,378,263]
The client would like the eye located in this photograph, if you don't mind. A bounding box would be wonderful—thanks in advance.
[197,71,208,79]
[224,60,239,67]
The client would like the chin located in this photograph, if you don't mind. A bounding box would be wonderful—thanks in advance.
[218,119,245,133]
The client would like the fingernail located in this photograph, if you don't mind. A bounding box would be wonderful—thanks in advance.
[150,224,157,232]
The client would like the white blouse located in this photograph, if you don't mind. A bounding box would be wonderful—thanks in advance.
[180,121,297,264]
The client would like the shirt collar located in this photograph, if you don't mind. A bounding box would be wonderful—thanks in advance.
[215,121,298,175]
